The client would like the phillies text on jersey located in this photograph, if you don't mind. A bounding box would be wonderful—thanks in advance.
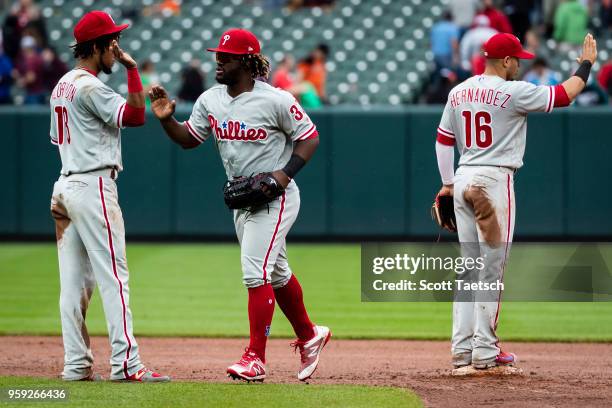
[208,115,269,141]
[184,80,318,178]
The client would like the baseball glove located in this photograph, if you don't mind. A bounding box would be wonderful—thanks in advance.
[223,172,284,210]
[431,194,457,232]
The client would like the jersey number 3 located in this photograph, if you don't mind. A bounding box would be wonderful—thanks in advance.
[54,106,71,145]
[289,104,304,121]
[461,110,492,148]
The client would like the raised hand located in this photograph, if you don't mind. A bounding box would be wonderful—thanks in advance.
[111,40,137,69]
[149,85,176,121]
[576,33,597,65]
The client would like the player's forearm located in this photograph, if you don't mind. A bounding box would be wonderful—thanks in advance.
[123,67,145,127]
[125,67,145,108]
[561,77,585,101]
[435,141,455,186]
[281,137,319,179]
[562,61,592,101]
[159,116,199,149]
[293,137,319,162]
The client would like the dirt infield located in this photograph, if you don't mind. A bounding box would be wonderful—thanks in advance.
[1,336,611,407]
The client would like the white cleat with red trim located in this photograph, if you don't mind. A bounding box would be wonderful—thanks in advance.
[292,325,332,381]
[227,348,266,382]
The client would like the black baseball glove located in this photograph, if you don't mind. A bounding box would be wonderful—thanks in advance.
[431,194,457,232]
[223,172,284,210]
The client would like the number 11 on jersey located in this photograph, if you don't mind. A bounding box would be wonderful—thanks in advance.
[54,106,71,145]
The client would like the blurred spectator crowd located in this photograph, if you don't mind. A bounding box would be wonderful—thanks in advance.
[0,0,68,104]
[426,0,612,106]
[1,0,610,107]
[0,0,332,107]
[271,43,329,108]
[0,0,206,106]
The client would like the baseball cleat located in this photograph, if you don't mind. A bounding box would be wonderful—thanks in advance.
[291,325,332,381]
[79,373,103,381]
[473,350,517,369]
[495,351,517,366]
[227,348,266,382]
[452,351,472,369]
[63,371,103,381]
[118,368,171,382]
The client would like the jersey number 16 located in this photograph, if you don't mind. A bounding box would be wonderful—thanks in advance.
[461,110,492,148]
[54,106,71,145]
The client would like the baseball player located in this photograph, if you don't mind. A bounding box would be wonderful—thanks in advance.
[149,28,331,382]
[435,33,597,370]
[49,10,169,382]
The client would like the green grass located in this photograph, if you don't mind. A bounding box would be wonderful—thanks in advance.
[0,377,421,408]
[1,243,612,341]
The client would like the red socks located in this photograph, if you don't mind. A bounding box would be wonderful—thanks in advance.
[274,275,315,341]
[247,284,275,362]
[247,276,315,362]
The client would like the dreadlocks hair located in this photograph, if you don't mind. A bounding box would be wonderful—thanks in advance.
[240,53,270,80]
[71,32,120,59]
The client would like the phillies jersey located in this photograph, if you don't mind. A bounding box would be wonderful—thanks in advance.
[185,80,318,178]
[436,74,556,169]
[50,68,127,175]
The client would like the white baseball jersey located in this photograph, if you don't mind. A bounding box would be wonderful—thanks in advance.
[50,68,127,175]
[437,75,556,169]
[184,80,318,178]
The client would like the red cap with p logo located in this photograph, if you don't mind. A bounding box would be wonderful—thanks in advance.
[207,28,261,55]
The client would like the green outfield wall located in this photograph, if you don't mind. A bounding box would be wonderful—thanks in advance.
[1,106,610,239]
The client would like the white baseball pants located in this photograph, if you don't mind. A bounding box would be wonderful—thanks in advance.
[451,165,515,367]
[234,180,300,289]
[50,171,143,380]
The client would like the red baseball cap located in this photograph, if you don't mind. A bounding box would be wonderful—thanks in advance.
[207,28,261,55]
[482,33,534,59]
[73,11,129,44]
